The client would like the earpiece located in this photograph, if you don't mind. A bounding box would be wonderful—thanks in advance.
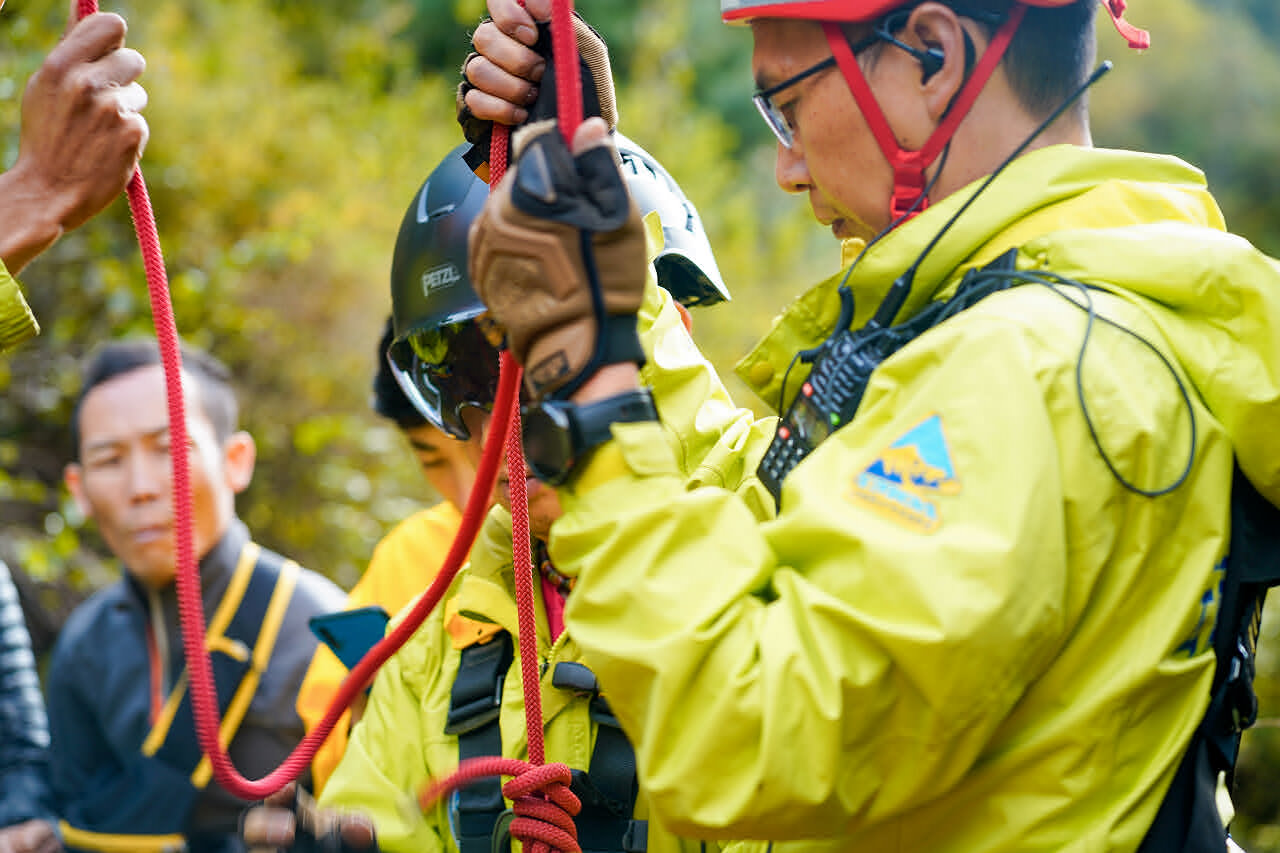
[873,16,945,83]
[916,46,945,82]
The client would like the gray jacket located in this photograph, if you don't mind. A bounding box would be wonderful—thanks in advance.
[0,559,55,828]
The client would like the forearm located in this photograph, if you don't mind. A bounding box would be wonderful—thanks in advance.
[553,336,1072,837]
[0,763,56,827]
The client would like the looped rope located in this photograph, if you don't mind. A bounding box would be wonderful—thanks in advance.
[504,763,582,853]
[418,758,582,853]
[80,0,582,815]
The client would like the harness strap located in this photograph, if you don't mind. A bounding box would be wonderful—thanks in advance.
[191,553,298,788]
[446,632,515,853]
[554,663,648,853]
[1140,466,1280,851]
[141,543,261,759]
[60,543,296,853]
[446,646,649,853]
[57,824,187,853]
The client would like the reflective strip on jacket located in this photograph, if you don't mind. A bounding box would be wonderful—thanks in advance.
[547,144,1280,852]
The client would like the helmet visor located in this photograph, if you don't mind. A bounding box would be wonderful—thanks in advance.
[387,318,502,440]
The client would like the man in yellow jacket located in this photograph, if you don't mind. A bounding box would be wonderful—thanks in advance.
[458,0,1280,851]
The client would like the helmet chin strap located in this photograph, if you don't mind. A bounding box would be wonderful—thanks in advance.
[823,2,1025,222]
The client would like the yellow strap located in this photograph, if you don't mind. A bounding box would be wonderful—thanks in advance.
[58,820,186,853]
[141,544,259,757]
[190,558,299,789]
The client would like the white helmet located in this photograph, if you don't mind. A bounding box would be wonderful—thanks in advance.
[614,132,730,307]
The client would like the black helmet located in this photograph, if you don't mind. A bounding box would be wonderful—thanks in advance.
[387,143,500,440]
[372,316,428,428]
[614,132,730,307]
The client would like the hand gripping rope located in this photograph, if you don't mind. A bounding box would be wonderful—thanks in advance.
[81,0,587,847]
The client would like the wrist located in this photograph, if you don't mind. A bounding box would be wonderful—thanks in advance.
[523,385,657,485]
[568,363,642,405]
[0,167,65,274]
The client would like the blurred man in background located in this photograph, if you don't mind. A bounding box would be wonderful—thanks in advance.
[49,339,345,853]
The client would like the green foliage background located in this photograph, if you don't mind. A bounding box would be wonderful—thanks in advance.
[2,0,1280,844]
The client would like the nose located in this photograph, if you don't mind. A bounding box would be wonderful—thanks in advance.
[126,448,168,503]
[774,138,811,195]
[463,407,493,450]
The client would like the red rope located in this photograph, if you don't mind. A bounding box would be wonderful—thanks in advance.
[75,1,524,800]
[413,2,589,847]
[82,5,585,841]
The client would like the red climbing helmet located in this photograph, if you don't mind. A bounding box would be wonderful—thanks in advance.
[721,0,1149,50]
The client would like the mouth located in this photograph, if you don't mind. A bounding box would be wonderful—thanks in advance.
[497,470,544,499]
[132,524,171,545]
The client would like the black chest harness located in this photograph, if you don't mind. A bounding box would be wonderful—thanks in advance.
[758,250,1280,850]
[447,632,647,853]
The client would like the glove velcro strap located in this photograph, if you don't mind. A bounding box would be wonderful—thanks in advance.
[542,313,643,402]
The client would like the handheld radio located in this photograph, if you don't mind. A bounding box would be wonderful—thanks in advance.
[758,255,1020,503]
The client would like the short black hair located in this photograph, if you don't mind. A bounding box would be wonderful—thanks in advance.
[70,338,240,460]
[855,0,1097,123]
[371,316,428,429]
[970,0,1096,122]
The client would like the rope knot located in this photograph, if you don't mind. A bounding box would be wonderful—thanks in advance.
[503,761,581,853]
[418,757,581,853]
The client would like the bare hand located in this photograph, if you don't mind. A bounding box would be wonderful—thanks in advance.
[241,783,377,852]
[464,0,554,127]
[0,820,62,853]
[0,6,148,272]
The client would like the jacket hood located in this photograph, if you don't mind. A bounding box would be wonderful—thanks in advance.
[736,144,1280,504]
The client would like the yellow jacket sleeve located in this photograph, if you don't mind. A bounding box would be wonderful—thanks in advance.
[0,266,38,354]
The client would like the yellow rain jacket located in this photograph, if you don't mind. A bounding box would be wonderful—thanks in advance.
[548,144,1280,852]
[319,277,771,852]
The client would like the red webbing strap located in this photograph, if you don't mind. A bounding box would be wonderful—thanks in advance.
[824,3,1025,220]
[76,1,518,800]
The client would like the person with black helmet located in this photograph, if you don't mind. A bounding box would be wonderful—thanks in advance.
[241,140,759,852]
[459,1,1280,850]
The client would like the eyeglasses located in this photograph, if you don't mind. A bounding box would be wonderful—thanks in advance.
[386,318,502,440]
[752,31,880,150]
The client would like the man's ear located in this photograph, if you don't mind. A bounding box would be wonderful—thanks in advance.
[222,431,256,494]
[64,463,92,519]
[906,3,974,122]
